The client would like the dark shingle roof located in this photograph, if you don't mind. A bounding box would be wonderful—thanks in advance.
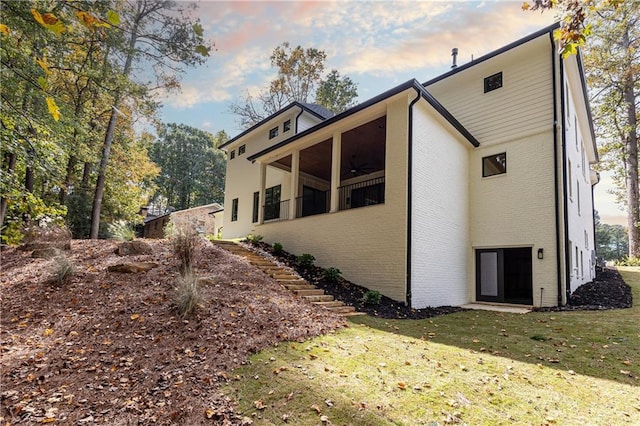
[299,102,335,119]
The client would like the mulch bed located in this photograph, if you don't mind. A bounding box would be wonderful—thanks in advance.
[537,267,633,311]
[1,239,345,425]
[248,241,633,316]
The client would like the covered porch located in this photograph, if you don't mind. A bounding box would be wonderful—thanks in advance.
[255,115,388,224]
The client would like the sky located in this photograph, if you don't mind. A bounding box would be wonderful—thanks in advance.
[155,0,627,226]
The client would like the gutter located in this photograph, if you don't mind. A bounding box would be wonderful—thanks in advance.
[551,32,564,307]
[406,89,422,308]
[294,106,304,133]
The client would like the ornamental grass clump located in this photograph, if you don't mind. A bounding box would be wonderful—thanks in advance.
[176,269,200,318]
[170,223,199,276]
[107,220,135,242]
[50,255,76,286]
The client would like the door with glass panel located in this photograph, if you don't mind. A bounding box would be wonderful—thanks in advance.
[476,248,533,304]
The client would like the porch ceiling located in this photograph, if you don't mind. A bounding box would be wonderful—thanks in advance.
[272,116,387,182]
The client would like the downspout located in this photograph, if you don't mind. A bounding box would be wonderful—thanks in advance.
[294,106,304,133]
[406,88,422,308]
[558,40,571,304]
[551,32,563,307]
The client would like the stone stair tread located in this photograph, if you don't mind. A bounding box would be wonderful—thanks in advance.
[213,241,362,315]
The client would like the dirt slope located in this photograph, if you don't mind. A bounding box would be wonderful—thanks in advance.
[0,239,345,425]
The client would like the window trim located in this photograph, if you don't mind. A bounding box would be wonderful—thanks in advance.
[269,126,279,139]
[230,150,235,159]
[482,152,507,177]
[283,119,291,132]
[238,144,246,155]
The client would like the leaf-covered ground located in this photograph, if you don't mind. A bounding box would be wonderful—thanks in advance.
[0,239,345,425]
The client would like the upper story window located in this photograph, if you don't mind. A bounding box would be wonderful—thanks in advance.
[283,119,291,132]
[568,159,573,200]
[566,82,571,120]
[230,150,235,159]
[269,126,279,139]
[238,144,246,155]
[482,153,506,177]
[484,72,502,93]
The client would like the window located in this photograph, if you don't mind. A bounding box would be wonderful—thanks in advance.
[231,198,238,222]
[269,126,278,139]
[283,119,291,132]
[581,145,586,178]
[482,153,506,177]
[484,72,502,93]
[575,246,579,276]
[580,250,584,278]
[577,181,581,214]
[569,240,573,275]
[568,160,573,199]
[252,192,259,223]
[239,144,246,155]
[584,230,588,249]
[230,150,235,159]
[264,185,281,221]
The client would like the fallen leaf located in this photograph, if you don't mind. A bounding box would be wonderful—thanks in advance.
[311,404,321,413]
[397,382,406,390]
[254,400,266,410]
[43,328,54,336]
[130,314,140,320]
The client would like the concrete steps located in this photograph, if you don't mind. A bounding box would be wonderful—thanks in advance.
[211,240,359,316]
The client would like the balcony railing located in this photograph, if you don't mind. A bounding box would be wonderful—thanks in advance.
[263,199,290,222]
[338,176,385,211]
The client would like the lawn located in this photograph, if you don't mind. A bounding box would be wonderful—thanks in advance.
[225,268,640,425]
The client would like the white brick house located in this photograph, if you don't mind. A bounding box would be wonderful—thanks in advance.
[219,24,598,308]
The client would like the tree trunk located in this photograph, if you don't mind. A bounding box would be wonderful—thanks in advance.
[89,6,141,239]
[0,152,17,227]
[622,28,640,257]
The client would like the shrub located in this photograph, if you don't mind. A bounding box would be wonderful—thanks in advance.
[272,242,283,255]
[616,256,640,267]
[50,255,76,286]
[323,267,342,283]
[176,269,201,318]
[363,290,382,305]
[107,220,136,241]
[297,253,315,269]
[170,224,199,276]
[246,233,263,245]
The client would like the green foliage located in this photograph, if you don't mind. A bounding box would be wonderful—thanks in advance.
[363,290,382,305]
[323,267,342,283]
[297,253,315,269]
[315,69,358,114]
[107,220,135,242]
[1,193,66,246]
[595,212,629,262]
[175,269,201,318]
[245,233,263,245]
[615,256,640,266]
[272,242,284,255]
[149,125,227,211]
[50,255,76,286]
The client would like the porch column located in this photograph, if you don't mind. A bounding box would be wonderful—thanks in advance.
[289,150,300,220]
[330,131,342,212]
[258,162,266,224]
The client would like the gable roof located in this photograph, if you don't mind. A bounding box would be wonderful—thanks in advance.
[248,79,479,162]
[219,102,333,150]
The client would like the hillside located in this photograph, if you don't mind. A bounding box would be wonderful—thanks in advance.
[0,239,345,425]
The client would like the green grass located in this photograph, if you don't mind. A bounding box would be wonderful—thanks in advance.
[225,268,640,425]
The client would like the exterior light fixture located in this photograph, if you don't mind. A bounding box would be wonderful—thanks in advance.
[537,248,544,259]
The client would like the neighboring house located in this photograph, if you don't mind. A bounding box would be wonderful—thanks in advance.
[141,203,224,238]
[219,23,598,309]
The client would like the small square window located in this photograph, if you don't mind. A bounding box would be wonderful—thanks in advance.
[484,72,502,93]
[269,126,278,139]
[482,153,506,177]
[283,120,291,132]
[230,150,235,159]
[238,144,246,155]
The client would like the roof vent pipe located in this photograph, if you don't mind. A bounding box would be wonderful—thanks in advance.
[451,48,458,69]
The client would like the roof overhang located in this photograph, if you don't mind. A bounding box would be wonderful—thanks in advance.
[247,79,478,164]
